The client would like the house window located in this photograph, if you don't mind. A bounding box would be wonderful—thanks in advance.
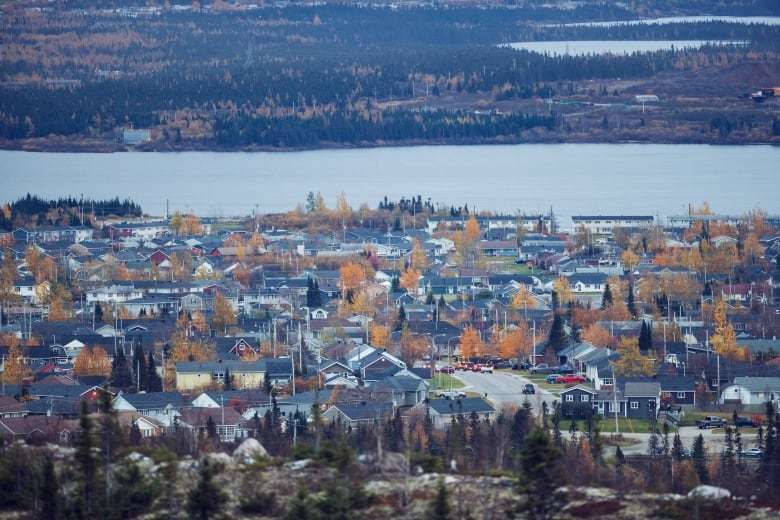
[676,392,685,399]
[630,401,639,409]
[212,372,225,382]
[580,395,590,402]
[608,402,617,412]
[603,378,613,386]
[565,395,574,402]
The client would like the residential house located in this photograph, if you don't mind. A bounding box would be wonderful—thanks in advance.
[175,360,266,391]
[112,391,191,426]
[560,384,598,418]
[322,401,395,429]
[719,376,780,406]
[420,397,496,429]
[0,416,77,444]
[176,407,247,442]
[371,376,428,408]
[624,382,661,420]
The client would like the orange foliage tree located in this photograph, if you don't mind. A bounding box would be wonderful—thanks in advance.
[73,346,111,377]
[459,325,485,359]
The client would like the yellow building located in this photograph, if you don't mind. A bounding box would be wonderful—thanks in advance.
[175,360,266,391]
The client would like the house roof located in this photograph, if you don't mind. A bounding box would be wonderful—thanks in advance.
[114,391,190,410]
[176,407,244,427]
[560,384,598,395]
[427,397,495,415]
[732,376,780,393]
[327,401,395,422]
[624,382,661,397]
[373,376,428,393]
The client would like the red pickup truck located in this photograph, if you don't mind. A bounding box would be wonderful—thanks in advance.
[554,374,587,384]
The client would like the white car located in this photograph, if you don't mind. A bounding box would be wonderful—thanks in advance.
[436,389,466,399]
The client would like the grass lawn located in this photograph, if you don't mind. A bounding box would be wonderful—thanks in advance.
[597,417,657,434]
[677,411,733,428]
[429,373,465,391]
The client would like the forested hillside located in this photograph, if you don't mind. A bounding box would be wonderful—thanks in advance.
[1,2,779,150]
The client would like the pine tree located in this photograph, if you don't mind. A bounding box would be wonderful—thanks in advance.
[429,478,453,520]
[110,348,133,389]
[224,366,233,391]
[547,313,569,352]
[672,432,684,461]
[74,400,99,517]
[516,427,568,520]
[39,455,62,520]
[600,283,612,310]
[186,459,227,520]
[147,351,163,392]
[692,433,708,484]
[627,284,637,319]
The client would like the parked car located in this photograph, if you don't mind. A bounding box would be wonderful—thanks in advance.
[546,374,560,384]
[512,362,529,370]
[696,416,727,429]
[436,389,466,399]
[740,447,763,458]
[472,363,482,372]
[437,365,455,374]
[530,363,553,374]
[480,364,494,374]
[734,416,758,428]
[522,383,535,394]
[554,365,575,375]
[554,374,587,384]
[494,361,511,369]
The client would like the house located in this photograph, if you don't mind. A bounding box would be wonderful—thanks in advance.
[322,401,395,429]
[115,411,164,439]
[175,407,247,442]
[175,360,266,391]
[560,384,598,419]
[0,415,77,444]
[570,215,654,235]
[371,376,428,408]
[112,391,191,426]
[191,389,269,411]
[421,397,496,429]
[358,350,407,385]
[624,382,661,420]
[719,376,780,406]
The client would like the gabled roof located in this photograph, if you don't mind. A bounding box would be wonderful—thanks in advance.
[176,407,244,427]
[373,376,428,393]
[624,382,661,397]
[327,401,395,422]
[427,397,495,415]
[732,376,780,393]
[114,391,190,410]
[560,384,598,395]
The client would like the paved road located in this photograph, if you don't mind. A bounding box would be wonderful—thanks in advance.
[451,371,763,459]
[451,369,556,416]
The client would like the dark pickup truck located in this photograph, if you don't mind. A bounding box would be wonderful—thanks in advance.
[696,416,727,429]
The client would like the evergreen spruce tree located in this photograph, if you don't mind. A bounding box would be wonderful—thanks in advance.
[147,351,163,392]
[224,366,233,391]
[692,433,709,484]
[627,283,637,319]
[671,432,684,461]
[547,313,569,352]
[516,427,568,520]
[110,348,133,390]
[186,459,227,520]
[600,283,612,310]
[74,400,99,517]
[429,478,453,520]
[396,304,407,330]
[39,455,62,520]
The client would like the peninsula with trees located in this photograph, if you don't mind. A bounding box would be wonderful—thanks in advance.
[1,0,779,152]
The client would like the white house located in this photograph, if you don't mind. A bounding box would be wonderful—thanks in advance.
[720,376,780,406]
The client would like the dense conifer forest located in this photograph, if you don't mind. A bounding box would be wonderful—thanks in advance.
[1,1,779,149]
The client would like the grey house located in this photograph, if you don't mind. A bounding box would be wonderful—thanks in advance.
[560,384,598,419]
[624,382,661,420]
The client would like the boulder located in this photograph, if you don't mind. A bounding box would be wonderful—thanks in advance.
[233,438,269,463]
[687,485,731,500]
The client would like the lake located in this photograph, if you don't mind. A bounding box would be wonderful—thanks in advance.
[553,16,780,27]
[2,144,778,228]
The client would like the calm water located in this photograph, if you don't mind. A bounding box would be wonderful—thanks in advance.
[555,16,780,27]
[2,144,778,227]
